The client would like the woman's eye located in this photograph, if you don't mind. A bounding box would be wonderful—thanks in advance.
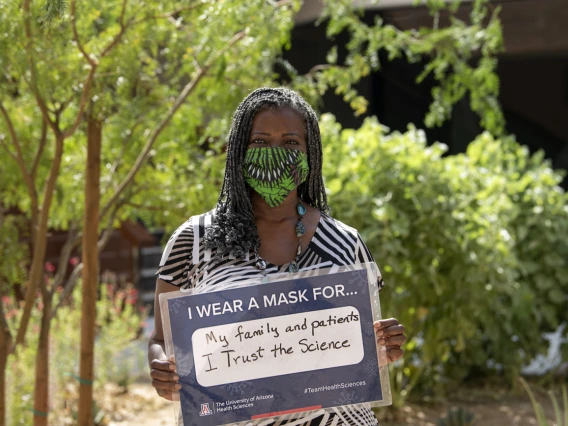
[285,140,299,145]
[251,139,266,144]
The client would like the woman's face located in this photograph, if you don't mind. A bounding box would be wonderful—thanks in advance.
[247,107,307,153]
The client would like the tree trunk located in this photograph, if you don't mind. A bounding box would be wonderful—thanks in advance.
[0,317,11,426]
[78,118,101,426]
[16,135,65,348]
[32,294,53,426]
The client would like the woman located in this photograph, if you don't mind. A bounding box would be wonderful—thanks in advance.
[149,87,406,425]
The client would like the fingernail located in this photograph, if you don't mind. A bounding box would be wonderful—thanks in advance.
[174,375,179,381]
[379,338,386,345]
[175,384,181,390]
[169,365,176,370]
[376,330,383,337]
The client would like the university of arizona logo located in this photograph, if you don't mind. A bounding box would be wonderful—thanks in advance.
[199,402,213,416]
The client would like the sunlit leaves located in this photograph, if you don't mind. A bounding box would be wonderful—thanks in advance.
[298,0,505,132]
[320,114,568,398]
[0,0,300,231]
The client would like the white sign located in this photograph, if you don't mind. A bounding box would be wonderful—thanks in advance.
[192,306,364,387]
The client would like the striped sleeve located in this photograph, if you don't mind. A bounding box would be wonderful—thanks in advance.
[355,233,385,291]
[155,218,194,287]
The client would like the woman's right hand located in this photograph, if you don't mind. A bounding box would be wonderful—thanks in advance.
[150,356,181,400]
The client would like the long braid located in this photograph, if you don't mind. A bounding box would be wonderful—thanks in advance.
[203,87,329,260]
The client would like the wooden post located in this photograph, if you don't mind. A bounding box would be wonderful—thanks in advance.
[78,117,101,426]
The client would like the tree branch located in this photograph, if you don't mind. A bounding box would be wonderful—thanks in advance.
[70,0,97,67]
[64,0,131,138]
[61,65,97,139]
[97,206,119,252]
[31,119,47,180]
[99,30,246,220]
[101,116,145,195]
[0,136,18,165]
[119,0,128,27]
[306,64,334,77]
[23,0,59,135]
[50,204,119,320]
[14,133,65,347]
[99,22,127,58]
[50,225,81,295]
[0,102,39,233]
[50,262,83,321]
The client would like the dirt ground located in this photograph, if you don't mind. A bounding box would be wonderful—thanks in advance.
[377,395,554,426]
[105,380,559,426]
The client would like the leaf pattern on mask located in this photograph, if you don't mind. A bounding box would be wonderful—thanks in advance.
[243,147,309,207]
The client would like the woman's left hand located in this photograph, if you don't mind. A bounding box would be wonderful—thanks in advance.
[374,318,406,364]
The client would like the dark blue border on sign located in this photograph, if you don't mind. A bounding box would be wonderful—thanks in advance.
[167,269,382,426]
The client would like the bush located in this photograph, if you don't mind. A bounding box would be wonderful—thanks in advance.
[320,114,568,400]
[5,282,146,425]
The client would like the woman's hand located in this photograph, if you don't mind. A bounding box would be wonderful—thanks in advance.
[149,355,181,401]
[374,318,406,364]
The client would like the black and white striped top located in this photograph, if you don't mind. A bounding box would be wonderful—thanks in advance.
[156,209,384,426]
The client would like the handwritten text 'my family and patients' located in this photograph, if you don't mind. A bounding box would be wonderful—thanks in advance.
[202,310,360,371]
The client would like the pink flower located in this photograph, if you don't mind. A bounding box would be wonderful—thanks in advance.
[1,296,10,305]
[44,261,56,272]
[69,257,80,266]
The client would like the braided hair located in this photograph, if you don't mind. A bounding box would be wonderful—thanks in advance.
[203,87,329,260]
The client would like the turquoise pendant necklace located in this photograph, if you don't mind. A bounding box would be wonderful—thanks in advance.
[255,201,306,275]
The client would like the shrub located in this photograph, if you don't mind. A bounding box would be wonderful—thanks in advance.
[5,282,146,425]
[320,114,568,400]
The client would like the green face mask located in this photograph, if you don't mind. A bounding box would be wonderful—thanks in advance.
[243,147,309,208]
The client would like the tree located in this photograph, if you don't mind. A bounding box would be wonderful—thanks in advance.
[0,1,299,424]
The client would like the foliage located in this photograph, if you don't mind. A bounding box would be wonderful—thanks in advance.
[437,407,475,426]
[95,284,146,390]
[0,213,28,290]
[0,2,300,417]
[4,283,146,425]
[0,0,510,416]
[4,299,39,425]
[289,0,505,134]
[320,114,568,400]
[0,0,508,288]
[0,0,507,317]
[0,143,28,294]
[520,378,568,426]
[0,0,301,231]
